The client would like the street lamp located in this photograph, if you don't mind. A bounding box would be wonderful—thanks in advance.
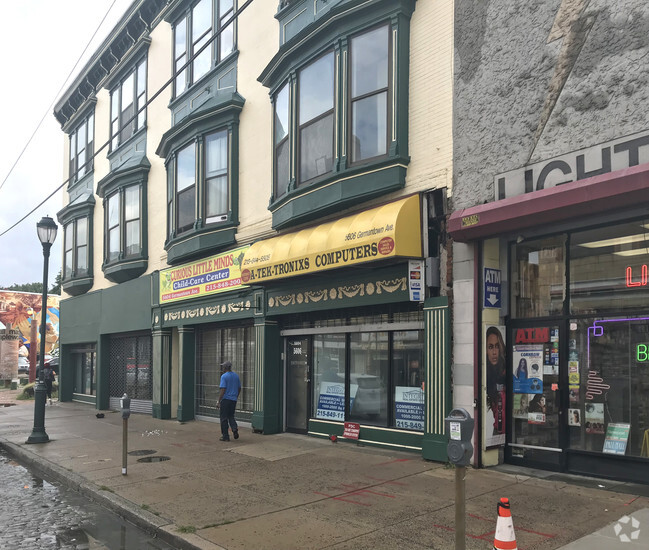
[26,216,57,444]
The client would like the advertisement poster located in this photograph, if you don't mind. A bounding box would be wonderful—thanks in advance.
[569,385,580,404]
[513,345,544,394]
[527,393,547,424]
[568,361,580,385]
[394,386,424,431]
[159,245,249,304]
[316,382,358,421]
[512,394,529,419]
[603,423,631,455]
[585,403,605,434]
[408,260,424,302]
[485,325,506,447]
[568,408,581,426]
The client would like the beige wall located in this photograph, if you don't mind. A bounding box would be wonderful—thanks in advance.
[235,0,277,245]
[406,0,453,195]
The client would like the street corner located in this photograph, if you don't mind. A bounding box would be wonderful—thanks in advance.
[560,508,649,548]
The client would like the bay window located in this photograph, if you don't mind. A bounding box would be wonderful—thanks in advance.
[110,58,147,150]
[69,112,94,183]
[298,52,334,183]
[64,218,89,279]
[350,25,389,163]
[176,143,196,234]
[274,83,290,198]
[104,184,142,263]
[174,0,237,97]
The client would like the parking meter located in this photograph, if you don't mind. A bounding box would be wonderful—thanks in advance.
[445,408,474,466]
[120,393,131,419]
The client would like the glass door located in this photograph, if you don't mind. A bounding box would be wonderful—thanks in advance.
[286,337,311,433]
[507,323,565,469]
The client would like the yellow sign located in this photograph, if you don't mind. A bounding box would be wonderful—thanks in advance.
[159,246,249,304]
[461,214,480,227]
[241,195,422,283]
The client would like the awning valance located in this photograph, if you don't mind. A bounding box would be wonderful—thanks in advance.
[241,195,422,283]
[448,164,649,242]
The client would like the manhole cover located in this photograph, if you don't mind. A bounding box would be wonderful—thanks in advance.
[128,449,157,456]
[137,456,170,463]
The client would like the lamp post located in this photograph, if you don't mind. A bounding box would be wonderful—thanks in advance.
[26,216,57,444]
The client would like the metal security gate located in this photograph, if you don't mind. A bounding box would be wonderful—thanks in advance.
[108,332,153,414]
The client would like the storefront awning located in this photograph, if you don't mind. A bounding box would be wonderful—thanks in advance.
[241,195,422,283]
[448,163,649,242]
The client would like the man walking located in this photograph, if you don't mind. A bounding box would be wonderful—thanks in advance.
[217,360,241,441]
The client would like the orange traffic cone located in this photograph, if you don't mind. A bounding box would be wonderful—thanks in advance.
[493,497,517,550]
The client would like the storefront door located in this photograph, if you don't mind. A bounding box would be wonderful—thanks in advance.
[507,323,566,470]
[286,337,311,433]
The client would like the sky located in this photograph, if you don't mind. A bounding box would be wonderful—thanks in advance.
[0,0,134,290]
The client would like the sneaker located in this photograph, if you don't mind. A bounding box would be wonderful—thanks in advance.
[233,430,239,440]
[219,436,230,441]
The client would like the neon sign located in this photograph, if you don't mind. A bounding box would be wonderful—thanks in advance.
[626,265,648,287]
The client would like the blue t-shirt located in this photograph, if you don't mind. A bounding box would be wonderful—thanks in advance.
[220,370,241,401]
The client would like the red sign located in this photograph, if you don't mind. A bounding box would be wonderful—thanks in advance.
[626,265,648,287]
[514,327,549,344]
[343,422,360,440]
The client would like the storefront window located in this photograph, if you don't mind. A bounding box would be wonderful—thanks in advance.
[196,325,256,416]
[349,332,388,426]
[312,333,346,421]
[511,235,565,318]
[570,221,649,315]
[72,345,96,396]
[569,317,649,458]
[392,331,424,431]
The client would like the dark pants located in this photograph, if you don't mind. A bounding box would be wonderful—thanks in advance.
[220,399,238,439]
[45,379,53,399]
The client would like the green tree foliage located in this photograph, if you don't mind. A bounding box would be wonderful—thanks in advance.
[50,271,62,295]
[1,282,43,293]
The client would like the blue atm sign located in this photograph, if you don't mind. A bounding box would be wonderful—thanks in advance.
[484,268,501,309]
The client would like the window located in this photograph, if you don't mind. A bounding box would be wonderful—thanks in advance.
[71,345,96,396]
[350,25,389,162]
[110,58,147,150]
[196,325,256,415]
[169,130,230,238]
[63,218,88,279]
[69,112,94,183]
[274,83,290,197]
[298,52,334,183]
[105,185,142,263]
[174,0,236,97]
[310,317,424,431]
[175,143,196,234]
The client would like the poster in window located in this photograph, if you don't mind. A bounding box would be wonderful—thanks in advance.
[316,382,358,421]
[513,345,544,394]
[527,393,547,424]
[512,393,529,419]
[568,408,581,426]
[603,423,631,455]
[394,386,424,431]
[585,403,605,434]
[484,325,506,447]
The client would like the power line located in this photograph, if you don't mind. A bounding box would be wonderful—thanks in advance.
[0,0,120,194]
[0,0,255,239]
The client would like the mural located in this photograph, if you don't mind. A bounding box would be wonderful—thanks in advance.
[0,291,60,353]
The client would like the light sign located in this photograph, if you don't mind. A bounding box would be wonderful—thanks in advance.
[626,265,648,287]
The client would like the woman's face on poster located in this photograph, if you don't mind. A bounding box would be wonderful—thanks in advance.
[487,333,501,365]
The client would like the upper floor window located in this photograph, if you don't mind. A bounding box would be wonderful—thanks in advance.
[169,129,230,237]
[174,0,236,97]
[298,52,334,184]
[64,218,88,279]
[110,58,147,150]
[69,112,94,183]
[274,83,290,197]
[106,185,141,263]
[350,25,389,163]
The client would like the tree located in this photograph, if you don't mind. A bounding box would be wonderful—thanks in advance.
[1,282,43,293]
[50,271,62,295]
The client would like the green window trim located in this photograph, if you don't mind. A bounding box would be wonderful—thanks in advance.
[57,193,95,296]
[156,94,243,265]
[260,0,415,230]
[97,158,150,283]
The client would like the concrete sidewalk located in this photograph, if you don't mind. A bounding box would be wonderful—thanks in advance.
[1,401,649,549]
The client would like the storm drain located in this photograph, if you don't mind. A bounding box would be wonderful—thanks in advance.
[128,449,157,456]
[137,456,170,463]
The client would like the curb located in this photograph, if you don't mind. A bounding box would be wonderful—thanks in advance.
[0,438,224,550]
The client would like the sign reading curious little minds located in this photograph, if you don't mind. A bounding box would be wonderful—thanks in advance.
[159,246,249,304]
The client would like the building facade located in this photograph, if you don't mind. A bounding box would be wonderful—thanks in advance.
[55,0,454,458]
[450,0,649,481]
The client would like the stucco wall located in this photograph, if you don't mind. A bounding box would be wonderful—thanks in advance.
[453,0,649,209]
